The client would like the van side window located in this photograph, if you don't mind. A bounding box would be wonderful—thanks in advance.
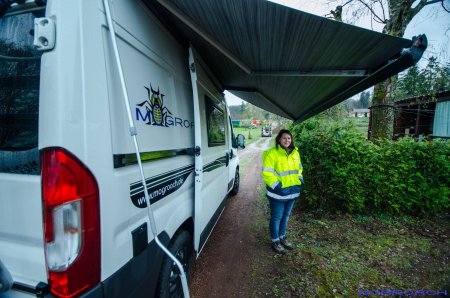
[0,11,43,174]
[205,96,225,147]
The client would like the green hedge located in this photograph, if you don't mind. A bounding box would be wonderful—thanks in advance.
[291,118,449,216]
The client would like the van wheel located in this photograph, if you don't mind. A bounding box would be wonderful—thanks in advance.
[157,231,193,298]
[229,168,240,196]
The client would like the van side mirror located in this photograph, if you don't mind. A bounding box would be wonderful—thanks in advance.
[236,134,245,149]
[231,132,237,149]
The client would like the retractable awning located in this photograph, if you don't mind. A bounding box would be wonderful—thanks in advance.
[147,0,427,123]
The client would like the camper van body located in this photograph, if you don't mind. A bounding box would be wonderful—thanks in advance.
[0,0,240,297]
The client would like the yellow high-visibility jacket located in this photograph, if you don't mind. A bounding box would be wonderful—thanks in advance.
[262,146,303,200]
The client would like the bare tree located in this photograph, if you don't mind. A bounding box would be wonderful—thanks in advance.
[326,0,448,140]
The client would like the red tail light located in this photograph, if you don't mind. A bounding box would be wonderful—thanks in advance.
[41,147,100,298]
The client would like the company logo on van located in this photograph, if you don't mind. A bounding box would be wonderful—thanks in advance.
[136,84,194,128]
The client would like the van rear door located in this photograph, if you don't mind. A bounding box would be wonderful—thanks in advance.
[0,5,48,293]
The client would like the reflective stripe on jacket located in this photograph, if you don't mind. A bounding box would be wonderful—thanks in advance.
[262,146,303,200]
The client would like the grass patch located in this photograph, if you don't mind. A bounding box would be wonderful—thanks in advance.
[251,195,450,297]
[348,117,369,137]
[234,127,262,146]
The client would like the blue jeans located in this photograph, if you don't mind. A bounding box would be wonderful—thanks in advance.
[268,198,296,242]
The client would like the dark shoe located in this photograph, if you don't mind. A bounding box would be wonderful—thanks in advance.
[280,238,294,250]
[271,241,286,254]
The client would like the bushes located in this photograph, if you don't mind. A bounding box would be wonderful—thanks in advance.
[291,118,449,216]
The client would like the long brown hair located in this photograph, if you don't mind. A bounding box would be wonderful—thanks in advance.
[275,129,295,151]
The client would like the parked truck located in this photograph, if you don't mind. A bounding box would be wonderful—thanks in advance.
[261,125,272,137]
[0,1,241,297]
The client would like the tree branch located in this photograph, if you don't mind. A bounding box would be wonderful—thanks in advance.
[412,0,432,15]
[437,0,450,13]
[425,0,442,4]
[357,0,386,24]
[373,0,387,24]
[342,0,354,7]
[423,0,450,14]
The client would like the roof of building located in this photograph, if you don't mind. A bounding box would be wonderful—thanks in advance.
[395,90,450,106]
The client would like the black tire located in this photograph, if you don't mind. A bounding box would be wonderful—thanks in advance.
[156,231,193,298]
[229,168,240,196]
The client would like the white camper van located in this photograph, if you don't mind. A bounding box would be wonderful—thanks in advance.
[0,1,241,297]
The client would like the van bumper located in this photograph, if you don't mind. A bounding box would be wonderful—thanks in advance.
[0,283,103,298]
[2,232,169,298]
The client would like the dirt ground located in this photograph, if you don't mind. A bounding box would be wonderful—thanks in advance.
[188,138,272,297]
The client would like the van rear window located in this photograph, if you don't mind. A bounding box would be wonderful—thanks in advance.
[0,10,43,174]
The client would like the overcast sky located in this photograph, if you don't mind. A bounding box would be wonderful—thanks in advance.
[225,0,449,106]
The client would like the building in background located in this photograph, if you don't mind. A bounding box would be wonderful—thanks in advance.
[370,90,450,140]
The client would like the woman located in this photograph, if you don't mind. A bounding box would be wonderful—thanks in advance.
[262,129,304,254]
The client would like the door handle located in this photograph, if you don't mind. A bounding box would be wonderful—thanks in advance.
[225,152,230,167]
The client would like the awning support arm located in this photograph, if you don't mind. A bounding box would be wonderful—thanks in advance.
[252,69,367,77]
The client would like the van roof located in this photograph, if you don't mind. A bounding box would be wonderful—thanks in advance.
[148,0,427,123]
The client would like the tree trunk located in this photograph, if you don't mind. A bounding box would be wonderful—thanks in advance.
[329,0,436,140]
[370,78,395,140]
[369,0,428,140]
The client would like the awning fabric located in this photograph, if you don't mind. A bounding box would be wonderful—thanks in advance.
[147,0,426,123]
